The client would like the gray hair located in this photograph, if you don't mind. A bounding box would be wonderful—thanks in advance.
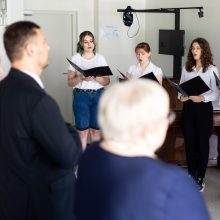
[98,80,169,142]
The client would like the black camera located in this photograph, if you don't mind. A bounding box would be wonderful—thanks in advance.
[123,6,133,27]
[198,9,204,18]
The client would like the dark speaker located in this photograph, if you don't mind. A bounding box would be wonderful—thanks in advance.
[159,30,185,56]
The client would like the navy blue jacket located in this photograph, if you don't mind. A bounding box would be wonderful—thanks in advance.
[0,68,82,220]
[76,142,210,220]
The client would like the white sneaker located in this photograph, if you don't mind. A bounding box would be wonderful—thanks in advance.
[198,178,205,192]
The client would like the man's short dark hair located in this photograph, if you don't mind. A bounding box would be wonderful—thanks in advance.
[3,21,40,62]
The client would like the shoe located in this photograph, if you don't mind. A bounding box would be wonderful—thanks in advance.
[197,178,205,192]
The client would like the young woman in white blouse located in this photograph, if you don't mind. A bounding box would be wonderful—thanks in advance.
[126,42,163,85]
[179,37,219,192]
[67,31,110,150]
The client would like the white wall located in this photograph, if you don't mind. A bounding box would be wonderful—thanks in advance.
[95,0,147,82]
[0,0,24,74]
[23,0,147,82]
[145,0,220,78]
[24,0,95,39]
[2,0,219,81]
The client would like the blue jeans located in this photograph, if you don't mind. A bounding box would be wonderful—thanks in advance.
[73,88,104,130]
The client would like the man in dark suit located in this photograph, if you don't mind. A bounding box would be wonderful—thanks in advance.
[0,21,82,220]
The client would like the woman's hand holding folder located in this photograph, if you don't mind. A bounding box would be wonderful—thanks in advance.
[180,95,205,103]
[188,95,205,103]
[180,95,189,102]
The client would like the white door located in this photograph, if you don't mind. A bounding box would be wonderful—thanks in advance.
[25,11,77,123]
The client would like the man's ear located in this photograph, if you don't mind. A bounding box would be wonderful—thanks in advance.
[25,43,35,57]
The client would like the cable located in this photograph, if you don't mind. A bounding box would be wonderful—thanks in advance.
[127,12,140,38]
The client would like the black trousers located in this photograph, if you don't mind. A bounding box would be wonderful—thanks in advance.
[182,100,213,179]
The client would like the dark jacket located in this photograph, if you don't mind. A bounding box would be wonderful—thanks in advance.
[0,68,82,220]
[76,142,211,220]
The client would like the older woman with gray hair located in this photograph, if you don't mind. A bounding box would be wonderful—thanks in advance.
[75,80,210,220]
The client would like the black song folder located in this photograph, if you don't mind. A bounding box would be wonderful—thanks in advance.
[116,69,128,82]
[213,71,220,91]
[67,58,113,77]
[165,77,188,96]
[165,75,210,96]
[116,69,159,83]
[140,72,159,84]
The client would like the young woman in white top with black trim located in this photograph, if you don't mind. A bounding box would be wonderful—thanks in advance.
[179,37,219,192]
[67,31,110,150]
[126,42,163,85]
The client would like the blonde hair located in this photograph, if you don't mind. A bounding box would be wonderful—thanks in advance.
[98,80,169,142]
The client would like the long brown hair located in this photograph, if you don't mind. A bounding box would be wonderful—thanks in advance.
[185,38,213,73]
[76,31,96,54]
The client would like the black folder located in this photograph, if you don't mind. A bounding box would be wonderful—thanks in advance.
[213,71,220,91]
[165,75,210,96]
[165,77,188,96]
[116,69,128,82]
[140,72,160,84]
[67,58,113,77]
[116,69,159,83]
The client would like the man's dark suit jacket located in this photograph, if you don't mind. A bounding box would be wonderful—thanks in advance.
[0,68,82,220]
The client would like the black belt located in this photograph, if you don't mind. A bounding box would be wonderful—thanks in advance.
[74,88,104,93]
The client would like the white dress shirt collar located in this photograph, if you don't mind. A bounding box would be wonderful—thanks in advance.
[21,69,44,89]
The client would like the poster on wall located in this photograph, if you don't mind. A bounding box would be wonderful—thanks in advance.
[100,25,119,40]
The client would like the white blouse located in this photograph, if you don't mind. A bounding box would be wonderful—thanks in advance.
[127,61,163,83]
[68,53,107,90]
[179,65,219,103]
